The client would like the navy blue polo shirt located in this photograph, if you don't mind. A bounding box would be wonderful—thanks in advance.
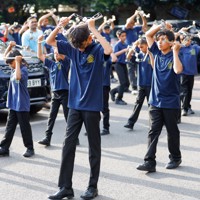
[114,41,128,64]
[137,54,153,87]
[56,33,67,42]
[179,44,200,75]
[57,40,105,111]
[0,32,4,37]
[125,26,142,45]
[149,42,181,109]
[7,66,30,112]
[44,57,70,91]
[101,32,111,43]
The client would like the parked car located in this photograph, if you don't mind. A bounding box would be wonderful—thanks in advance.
[0,40,51,114]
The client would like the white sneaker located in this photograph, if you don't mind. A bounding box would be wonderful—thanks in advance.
[131,90,138,95]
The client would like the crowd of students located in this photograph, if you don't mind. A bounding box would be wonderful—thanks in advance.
[0,9,199,200]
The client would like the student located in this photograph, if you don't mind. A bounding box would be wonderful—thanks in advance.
[46,17,112,199]
[38,11,58,54]
[0,43,34,158]
[110,29,129,105]
[178,34,200,116]
[137,23,183,172]
[125,10,147,94]
[124,37,153,130]
[98,18,117,83]
[37,35,75,146]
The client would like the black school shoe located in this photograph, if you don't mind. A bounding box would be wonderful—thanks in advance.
[80,187,98,200]
[38,137,50,146]
[124,122,134,130]
[23,149,35,158]
[137,161,156,172]
[100,129,110,135]
[0,147,9,157]
[48,187,74,199]
[166,160,182,169]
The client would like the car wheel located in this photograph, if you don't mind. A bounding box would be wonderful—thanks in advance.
[30,105,43,114]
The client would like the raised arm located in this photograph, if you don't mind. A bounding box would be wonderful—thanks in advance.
[125,10,139,29]
[38,11,58,29]
[88,19,112,55]
[172,41,183,74]
[37,35,46,62]
[46,16,71,47]
[4,41,16,57]
[15,56,22,80]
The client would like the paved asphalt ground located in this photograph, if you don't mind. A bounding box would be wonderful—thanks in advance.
[0,76,200,200]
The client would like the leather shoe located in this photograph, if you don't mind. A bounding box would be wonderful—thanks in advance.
[137,161,156,172]
[80,187,98,199]
[124,123,134,130]
[23,149,34,158]
[115,99,127,105]
[38,137,50,146]
[101,129,110,135]
[0,147,9,157]
[166,160,182,169]
[48,187,74,199]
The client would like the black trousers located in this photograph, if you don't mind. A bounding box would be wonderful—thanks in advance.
[128,86,151,125]
[111,63,129,100]
[0,109,33,150]
[180,74,194,111]
[102,86,110,130]
[45,90,69,139]
[127,61,137,90]
[58,109,101,189]
[144,106,181,164]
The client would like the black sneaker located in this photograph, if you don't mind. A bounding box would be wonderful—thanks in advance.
[23,149,35,158]
[115,99,127,105]
[101,129,110,135]
[187,108,195,115]
[0,147,9,157]
[137,161,156,172]
[181,109,187,116]
[38,137,50,146]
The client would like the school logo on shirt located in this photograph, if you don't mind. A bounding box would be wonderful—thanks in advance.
[167,62,173,69]
[87,55,94,63]
[190,49,196,56]
[56,62,61,70]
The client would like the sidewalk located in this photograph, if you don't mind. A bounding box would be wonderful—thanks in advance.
[0,76,200,200]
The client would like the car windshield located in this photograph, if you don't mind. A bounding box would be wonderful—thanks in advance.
[0,40,38,63]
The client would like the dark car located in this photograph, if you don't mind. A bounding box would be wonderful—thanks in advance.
[0,40,51,114]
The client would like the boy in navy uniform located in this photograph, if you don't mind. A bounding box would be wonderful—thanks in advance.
[110,29,129,105]
[125,10,147,93]
[37,35,73,146]
[0,44,34,158]
[179,34,200,116]
[137,23,183,172]
[124,37,153,130]
[46,17,112,199]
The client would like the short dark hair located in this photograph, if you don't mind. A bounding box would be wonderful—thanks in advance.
[27,16,37,22]
[138,37,147,45]
[116,29,126,37]
[5,49,28,66]
[103,24,110,30]
[155,29,175,42]
[66,23,90,49]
